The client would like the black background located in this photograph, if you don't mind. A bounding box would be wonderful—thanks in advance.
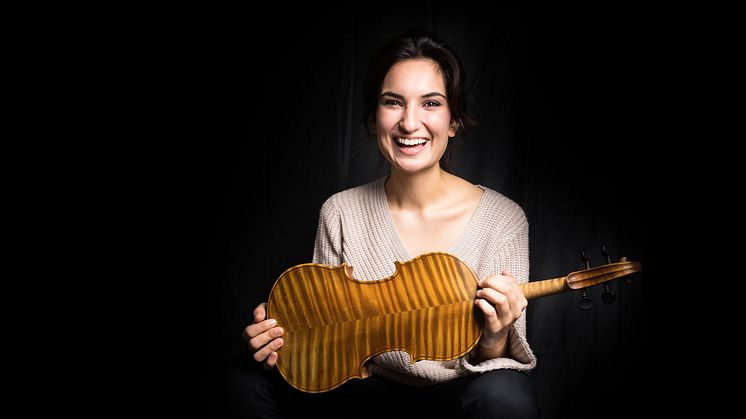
[197,5,663,418]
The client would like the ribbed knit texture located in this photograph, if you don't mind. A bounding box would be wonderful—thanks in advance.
[312,176,537,386]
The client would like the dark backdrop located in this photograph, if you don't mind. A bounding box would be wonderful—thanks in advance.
[202,6,657,418]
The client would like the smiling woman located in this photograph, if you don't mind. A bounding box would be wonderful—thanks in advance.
[240,29,540,419]
[363,31,475,174]
[376,59,457,173]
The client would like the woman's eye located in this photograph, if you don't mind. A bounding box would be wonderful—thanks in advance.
[383,99,402,106]
[424,101,441,107]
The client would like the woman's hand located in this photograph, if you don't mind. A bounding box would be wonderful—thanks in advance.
[243,302,284,369]
[473,270,527,361]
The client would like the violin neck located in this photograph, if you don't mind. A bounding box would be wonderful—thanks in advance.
[520,277,570,300]
[519,260,641,300]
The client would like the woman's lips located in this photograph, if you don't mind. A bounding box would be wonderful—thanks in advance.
[393,137,429,156]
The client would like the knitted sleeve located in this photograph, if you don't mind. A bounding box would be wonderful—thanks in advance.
[312,195,343,266]
[457,209,537,373]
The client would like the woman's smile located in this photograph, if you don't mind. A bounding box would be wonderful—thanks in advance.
[392,136,430,156]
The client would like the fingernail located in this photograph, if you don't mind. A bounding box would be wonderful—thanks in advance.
[268,319,277,327]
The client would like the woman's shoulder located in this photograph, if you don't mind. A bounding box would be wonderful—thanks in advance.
[448,174,524,217]
[320,177,385,211]
[471,184,528,232]
[479,186,524,215]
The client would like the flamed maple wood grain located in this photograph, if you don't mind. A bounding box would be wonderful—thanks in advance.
[267,252,482,393]
[266,252,641,393]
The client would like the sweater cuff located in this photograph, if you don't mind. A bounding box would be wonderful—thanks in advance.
[457,325,537,374]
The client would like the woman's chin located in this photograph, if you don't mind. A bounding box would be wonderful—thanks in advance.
[391,159,437,174]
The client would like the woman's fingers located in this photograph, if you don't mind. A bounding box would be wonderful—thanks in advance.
[476,287,507,307]
[264,351,279,370]
[475,298,500,329]
[244,302,271,342]
[479,273,515,295]
[475,291,511,328]
[244,302,285,368]
[477,280,513,313]
[253,336,285,363]
[501,270,516,282]
[253,302,267,323]
[244,318,276,342]
[248,325,284,352]
[476,270,528,336]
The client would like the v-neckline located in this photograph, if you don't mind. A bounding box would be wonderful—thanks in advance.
[376,176,487,261]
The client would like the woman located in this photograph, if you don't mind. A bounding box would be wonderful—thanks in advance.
[242,30,540,419]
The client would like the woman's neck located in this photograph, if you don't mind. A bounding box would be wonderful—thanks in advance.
[385,166,452,211]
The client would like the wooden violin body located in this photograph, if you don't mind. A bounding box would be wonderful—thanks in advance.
[266,252,641,393]
[267,253,482,393]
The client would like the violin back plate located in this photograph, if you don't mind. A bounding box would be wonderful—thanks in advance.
[267,252,483,393]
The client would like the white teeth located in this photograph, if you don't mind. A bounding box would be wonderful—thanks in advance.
[395,137,427,146]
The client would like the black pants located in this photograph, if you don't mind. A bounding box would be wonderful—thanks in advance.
[229,358,540,419]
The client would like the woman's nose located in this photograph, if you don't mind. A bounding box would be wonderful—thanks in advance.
[398,108,421,132]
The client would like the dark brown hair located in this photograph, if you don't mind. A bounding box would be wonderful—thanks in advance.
[362,29,475,172]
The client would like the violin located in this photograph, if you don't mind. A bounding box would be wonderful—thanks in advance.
[266,252,641,393]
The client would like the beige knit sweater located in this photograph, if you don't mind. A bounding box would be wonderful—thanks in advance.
[312,176,536,386]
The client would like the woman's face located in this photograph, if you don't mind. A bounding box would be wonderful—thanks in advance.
[376,59,457,174]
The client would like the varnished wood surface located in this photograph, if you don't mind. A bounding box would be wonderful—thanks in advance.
[267,252,641,393]
[519,260,642,299]
[267,252,482,393]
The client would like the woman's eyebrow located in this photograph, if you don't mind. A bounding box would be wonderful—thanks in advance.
[380,91,447,100]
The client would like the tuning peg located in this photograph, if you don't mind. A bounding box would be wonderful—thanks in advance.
[578,250,593,310]
[601,244,612,264]
[601,288,616,304]
[578,288,593,310]
[600,245,616,304]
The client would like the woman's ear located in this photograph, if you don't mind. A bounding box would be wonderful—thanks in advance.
[448,119,460,137]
